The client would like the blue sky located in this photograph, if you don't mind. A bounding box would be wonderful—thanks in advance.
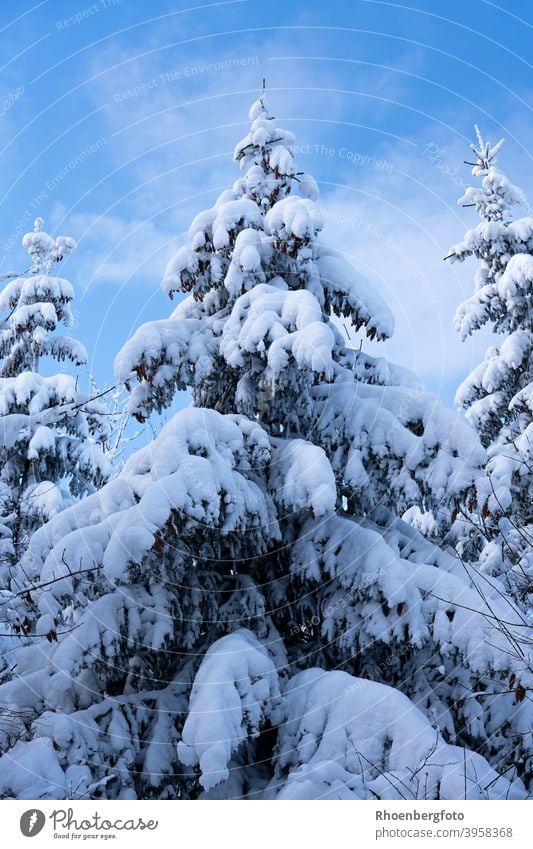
[0,0,531,416]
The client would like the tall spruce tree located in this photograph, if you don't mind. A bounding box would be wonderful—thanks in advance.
[447,128,533,607]
[0,219,111,628]
[0,102,530,801]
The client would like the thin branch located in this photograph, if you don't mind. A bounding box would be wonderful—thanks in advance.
[0,563,100,606]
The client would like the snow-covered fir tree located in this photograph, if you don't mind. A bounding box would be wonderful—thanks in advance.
[0,219,112,635]
[0,102,530,801]
[447,128,533,607]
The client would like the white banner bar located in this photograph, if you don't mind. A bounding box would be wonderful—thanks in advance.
[3,800,531,848]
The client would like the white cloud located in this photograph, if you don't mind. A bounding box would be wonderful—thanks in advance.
[46,204,177,291]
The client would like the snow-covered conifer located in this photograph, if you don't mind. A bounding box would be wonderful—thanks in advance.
[0,219,111,627]
[447,129,532,605]
[0,104,529,800]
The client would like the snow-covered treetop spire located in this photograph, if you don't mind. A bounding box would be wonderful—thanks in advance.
[22,218,76,275]
[232,92,308,209]
[448,129,531,338]
[160,92,320,311]
[469,125,505,176]
[0,217,84,376]
[455,126,525,223]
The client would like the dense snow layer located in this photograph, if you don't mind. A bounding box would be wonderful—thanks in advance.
[178,630,282,790]
[270,668,526,800]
